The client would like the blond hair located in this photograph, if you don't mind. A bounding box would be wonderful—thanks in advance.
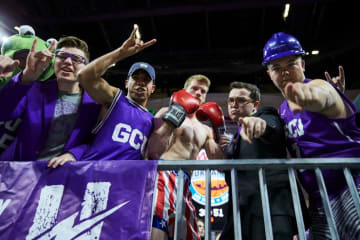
[184,74,211,90]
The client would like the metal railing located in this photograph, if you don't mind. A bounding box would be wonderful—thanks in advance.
[157,158,360,240]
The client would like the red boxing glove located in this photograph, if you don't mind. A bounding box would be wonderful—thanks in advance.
[171,89,200,114]
[196,102,225,127]
[196,102,226,140]
[163,90,200,128]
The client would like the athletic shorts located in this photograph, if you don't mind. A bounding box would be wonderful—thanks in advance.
[152,170,200,240]
[309,184,360,240]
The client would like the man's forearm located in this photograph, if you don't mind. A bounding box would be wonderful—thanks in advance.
[259,115,280,144]
[81,48,124,82]
[77,49,123,105]
[305,80,337,112]
[147,122,175,159]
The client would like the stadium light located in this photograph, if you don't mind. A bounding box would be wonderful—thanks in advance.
[1,35,9,43]
[311,50,320,55]
[283,3,290,21]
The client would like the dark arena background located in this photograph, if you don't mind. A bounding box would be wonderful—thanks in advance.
[1,0,358,99]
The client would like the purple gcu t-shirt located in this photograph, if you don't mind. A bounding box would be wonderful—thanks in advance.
[81,90,154,161]
[279,78,360,204]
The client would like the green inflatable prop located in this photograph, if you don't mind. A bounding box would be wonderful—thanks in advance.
[0,25,55,87]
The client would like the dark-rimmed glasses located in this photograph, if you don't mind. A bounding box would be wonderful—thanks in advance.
[227,97,254,105]
[55,50,87,65]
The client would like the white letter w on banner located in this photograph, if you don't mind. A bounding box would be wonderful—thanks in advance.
[26,182,128,240]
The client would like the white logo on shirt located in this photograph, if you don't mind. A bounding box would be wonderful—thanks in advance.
[286,118,304,138]
[112,123,148,153]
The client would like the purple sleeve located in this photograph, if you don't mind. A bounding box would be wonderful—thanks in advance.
[66,144,89,161]
[0,72,32,121]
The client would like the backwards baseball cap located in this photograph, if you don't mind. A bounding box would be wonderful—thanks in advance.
[128,62,155,83]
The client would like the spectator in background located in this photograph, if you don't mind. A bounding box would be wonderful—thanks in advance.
[197,219,205,240]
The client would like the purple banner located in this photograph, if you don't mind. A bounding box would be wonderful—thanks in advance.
[0,160,157,240]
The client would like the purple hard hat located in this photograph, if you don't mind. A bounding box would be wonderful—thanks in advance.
[262,32,305,65]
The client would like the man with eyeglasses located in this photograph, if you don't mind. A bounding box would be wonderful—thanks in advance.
[219,81,302,240]
[263,32,360,239]
[0,36,101,165]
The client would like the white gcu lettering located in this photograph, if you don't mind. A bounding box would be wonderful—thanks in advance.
[0,199,11,216]
[112,123,147,151]
[129,129,142,150]
[26,182,115,240]
[286,118,304,138]
[112,123,131,143]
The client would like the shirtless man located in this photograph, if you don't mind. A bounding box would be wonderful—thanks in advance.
[147,74,225,240]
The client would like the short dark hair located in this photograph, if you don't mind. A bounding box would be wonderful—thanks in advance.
[57,36,90,62]
[229,81,261,101]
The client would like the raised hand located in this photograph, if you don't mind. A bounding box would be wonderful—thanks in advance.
[119,26,157,59]
[325,65,345,93]
[22,38,56,83]
[238,116,266,143]
[0,55,20,78]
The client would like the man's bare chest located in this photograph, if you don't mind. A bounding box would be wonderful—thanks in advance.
[174,118,209,146]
